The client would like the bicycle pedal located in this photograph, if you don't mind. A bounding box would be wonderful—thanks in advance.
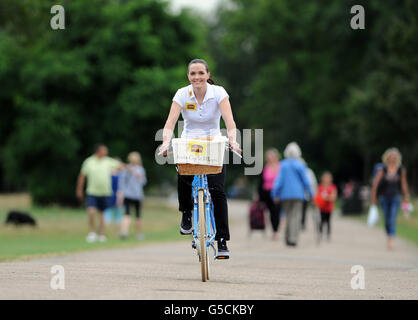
[215,255,229,260]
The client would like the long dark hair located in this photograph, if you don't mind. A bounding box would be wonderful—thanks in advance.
[188,59,215,84]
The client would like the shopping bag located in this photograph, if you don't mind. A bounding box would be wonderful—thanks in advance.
[367,204,379,227]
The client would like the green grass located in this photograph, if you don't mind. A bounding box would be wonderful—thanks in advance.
[0,200,184,262]
[344,199,418,246]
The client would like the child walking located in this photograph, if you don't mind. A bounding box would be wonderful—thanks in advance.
[119,151,147,240]
[315,171,337,241]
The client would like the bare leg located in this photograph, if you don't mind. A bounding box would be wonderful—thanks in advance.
[120,215,131,236]
[98,212,105,235]
[388,236,395,249]
[87,207,97,233]
[136,218,144,240]
[136,218,142,235]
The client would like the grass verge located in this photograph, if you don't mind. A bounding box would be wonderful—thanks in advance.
[0,200,184,262]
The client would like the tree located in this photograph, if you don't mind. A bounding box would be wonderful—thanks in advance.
[0,0,209,204]
[210,0,418,189]
[343,0,418,185]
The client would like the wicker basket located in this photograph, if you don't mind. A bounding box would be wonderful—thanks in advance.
[172,136,227,175]
[177,163,223,175]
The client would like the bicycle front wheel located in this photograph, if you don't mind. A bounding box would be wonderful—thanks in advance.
[198,189,208,282]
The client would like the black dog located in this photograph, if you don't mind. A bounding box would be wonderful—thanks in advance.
[5,210,37,227]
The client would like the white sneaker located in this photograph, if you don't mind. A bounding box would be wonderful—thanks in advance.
[86,232,98,243]
[98,235,107,242]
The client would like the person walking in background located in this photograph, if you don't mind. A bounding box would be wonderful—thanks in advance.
[314,171,337,241]
[119,151,147,240]
[104,166,124,232]
[76,144,122,243]
[371,148,410,249]
[271,142,313,247]
[258,148,281,240]
[300,159,318,231]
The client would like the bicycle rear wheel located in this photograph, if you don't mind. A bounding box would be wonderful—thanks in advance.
[198,189,208,282]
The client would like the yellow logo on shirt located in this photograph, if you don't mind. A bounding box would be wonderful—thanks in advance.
[185,103,197,111]
[188,141,207,155]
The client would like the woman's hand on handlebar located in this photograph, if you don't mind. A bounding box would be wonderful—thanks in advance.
[229,139,242,154]
[158,142,170,156]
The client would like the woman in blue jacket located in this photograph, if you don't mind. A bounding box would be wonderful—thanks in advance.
[271,142,313,246]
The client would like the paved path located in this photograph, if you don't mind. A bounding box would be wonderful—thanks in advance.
[1,200,417,299]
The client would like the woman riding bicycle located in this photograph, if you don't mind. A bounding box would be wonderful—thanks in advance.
[159,59,240,259]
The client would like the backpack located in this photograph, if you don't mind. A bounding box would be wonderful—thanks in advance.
[249,201,266,230]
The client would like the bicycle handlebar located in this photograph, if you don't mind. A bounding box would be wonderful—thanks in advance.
[157,144,172,156]
[227,143,243,158]
[157,140,242,158]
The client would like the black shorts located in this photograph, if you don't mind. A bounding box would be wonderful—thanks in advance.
[124,198,142,218]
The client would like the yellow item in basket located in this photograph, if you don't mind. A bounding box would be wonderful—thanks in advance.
[188,141,207,155]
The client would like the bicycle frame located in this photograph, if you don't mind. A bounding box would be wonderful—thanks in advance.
[192,174,217,256]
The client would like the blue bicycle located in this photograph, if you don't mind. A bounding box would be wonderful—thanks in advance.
[159,138,241,282]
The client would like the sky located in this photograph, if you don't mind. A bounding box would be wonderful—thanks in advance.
[167,0,223,15]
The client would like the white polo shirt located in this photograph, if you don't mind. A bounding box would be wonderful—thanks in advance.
[172,83,229,138]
